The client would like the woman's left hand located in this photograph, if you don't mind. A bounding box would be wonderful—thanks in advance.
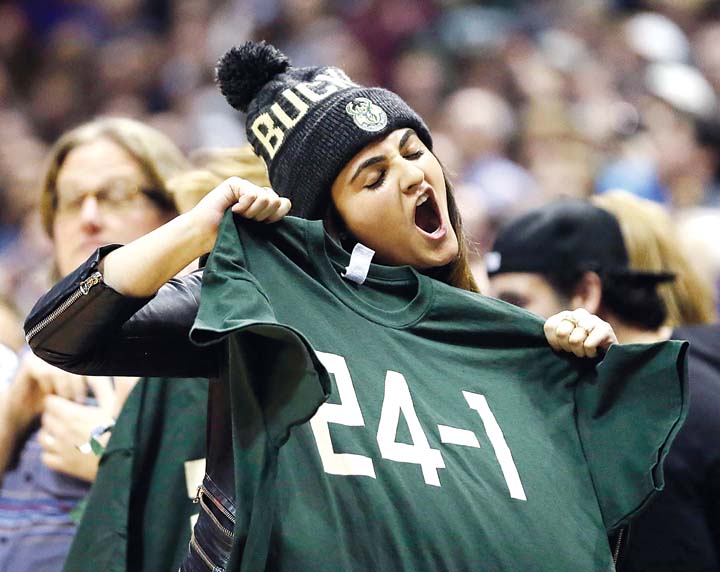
[543,308,617,358]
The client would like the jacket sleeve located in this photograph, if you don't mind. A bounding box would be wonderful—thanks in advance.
[24,245,219,378]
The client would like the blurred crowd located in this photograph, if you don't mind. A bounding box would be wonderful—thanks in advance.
[2,0,720,318]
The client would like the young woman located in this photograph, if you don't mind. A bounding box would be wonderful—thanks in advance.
[25,43,686,572]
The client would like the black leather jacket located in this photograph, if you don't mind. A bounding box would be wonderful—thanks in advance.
[24,246,237,571]
[25,245,215,377]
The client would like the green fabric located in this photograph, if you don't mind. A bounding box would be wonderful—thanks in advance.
[63,377,208,572]
[190,213,689,572]
[576,341,688,530]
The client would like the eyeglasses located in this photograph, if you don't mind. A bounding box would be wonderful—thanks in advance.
[55,179,162,216]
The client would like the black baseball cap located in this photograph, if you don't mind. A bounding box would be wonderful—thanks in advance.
[486,199,675,283]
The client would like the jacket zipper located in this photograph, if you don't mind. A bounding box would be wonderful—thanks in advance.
[612,527,624,568]
[189,531,224,572]
[25,272,103,344]
[193,485,234,538]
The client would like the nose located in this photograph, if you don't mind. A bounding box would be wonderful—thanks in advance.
[78,195,103,229]
[399,160,424,195]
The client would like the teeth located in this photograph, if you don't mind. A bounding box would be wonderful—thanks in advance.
[417,193,429,206]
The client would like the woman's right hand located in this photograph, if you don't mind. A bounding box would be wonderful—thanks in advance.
[191,177,292,234]
[103,178,291,298]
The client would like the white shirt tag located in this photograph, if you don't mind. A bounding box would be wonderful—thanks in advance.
[342,243,375,284]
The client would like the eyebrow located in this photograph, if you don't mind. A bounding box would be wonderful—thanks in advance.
[350,129,416,183]
[398,128,414,150]
[350,156,384,183]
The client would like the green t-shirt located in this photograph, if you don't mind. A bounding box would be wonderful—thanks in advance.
[190,214,688,572]
[63,378,208,572]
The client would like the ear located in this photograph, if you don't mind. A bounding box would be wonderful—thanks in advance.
[570,271,602,314]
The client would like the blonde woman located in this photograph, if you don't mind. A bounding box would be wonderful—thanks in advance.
[592,191,720,571]
[592,190,716,326]
[171,146,271,214]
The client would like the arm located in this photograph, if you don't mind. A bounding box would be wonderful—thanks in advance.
[26,258,217,378]
[25,178,291,379]
[0,352,87,478]
[0,396,23,478]
[102,177,289,297]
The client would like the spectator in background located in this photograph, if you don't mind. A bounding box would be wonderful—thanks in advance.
[597,62,720,208]
[593,192,720,572]
[64,145,272,572]
[487,195,720,571]
[0,298,21,391]
[0,117,188,572]
[675,206,720,309]
[0,297,23,354]
[441,86,540,221]
[592,190,716,325]
[486,199,674,343]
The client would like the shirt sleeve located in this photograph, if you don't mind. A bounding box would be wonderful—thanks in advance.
[189,210,331,446]
[574,340,689,532]
[25,245,219,378]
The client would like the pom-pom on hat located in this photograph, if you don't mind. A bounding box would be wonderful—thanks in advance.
[216,41,432,220]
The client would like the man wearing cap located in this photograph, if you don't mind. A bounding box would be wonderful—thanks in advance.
[486,199,674,345]
[487,198,720,571]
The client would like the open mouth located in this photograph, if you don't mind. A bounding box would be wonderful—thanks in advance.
[414,191,442,235]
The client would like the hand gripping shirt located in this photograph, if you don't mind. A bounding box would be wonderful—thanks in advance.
[190,213,689,572]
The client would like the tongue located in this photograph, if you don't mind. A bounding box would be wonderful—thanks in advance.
[415,201,440,233]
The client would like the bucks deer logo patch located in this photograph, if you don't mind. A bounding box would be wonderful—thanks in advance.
[345,97,388,132]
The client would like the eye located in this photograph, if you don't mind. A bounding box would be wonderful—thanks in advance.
[500,293,529,309]
[366,169,386,190]
[404,149,424,160]
[105,179,139,202]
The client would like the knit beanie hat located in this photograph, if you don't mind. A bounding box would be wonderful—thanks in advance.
[216,41,432,220]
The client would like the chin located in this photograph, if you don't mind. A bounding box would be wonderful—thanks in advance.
[436,238,459,267]
[417,250,458,270]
